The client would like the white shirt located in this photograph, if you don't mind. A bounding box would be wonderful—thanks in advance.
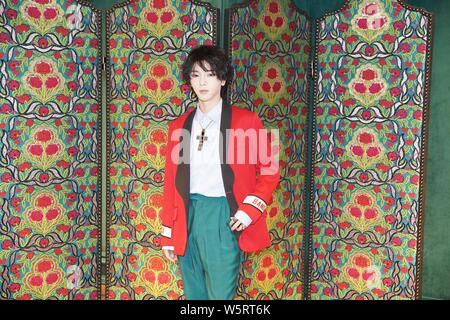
[189,99,251,227]
[190,99,226,197]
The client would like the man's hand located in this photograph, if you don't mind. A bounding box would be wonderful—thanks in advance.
[162,249,178,263]
[229,216,246,231]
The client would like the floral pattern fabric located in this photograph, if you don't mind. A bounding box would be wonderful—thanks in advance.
[227,0,311,299]
[106,0,218,300]
[308,0,432,299]
[0,0,102,300]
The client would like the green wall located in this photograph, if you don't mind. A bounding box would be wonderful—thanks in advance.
[89,0,450,299]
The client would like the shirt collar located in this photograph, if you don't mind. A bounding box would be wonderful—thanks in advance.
[195,99,222,125]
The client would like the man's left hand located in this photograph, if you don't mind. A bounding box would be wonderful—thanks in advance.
[230,216,246,231]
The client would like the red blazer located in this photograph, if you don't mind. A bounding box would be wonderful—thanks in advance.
[160,103,280,255]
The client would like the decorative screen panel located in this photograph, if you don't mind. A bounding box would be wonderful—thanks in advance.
[106,0,218,300]
[0,0,102,300]
[308,0,433,300]
[226,0,311,300]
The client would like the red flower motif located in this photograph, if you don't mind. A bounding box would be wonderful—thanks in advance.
[160,79,173,91]
[361,69,375,81]
[357,18,368,30]
[35,62,51,74]
[261,82,271,92]
[181,15,190,25]
[262,256,273,268]
[356,194,371,206]
[274,17,283,28]
[354,256,370,268]
[393,21,404,30]
[35,130,52,142]
[46,209,59,220]
[144,271,156,283]
[152,0,166,9]
[357,235,367,243]
[366,147,380,158]
[29,144,43,156]
[267,68,277,79]
[146,12,158,23]
[268,268,276,280]
[364,208,377,220]
[37,195,52,208]
[358,132,373,144]
[45,272,59,284]
[351,145,364,157]
[269,2,279,13]
[45,77,59,89]
[158,272,170,284]
[349,207,362,218]
[36,260,53,273]
[257,271,266,281]
[160,11,173,24]
[29,275,43,287]
[27,6,41,19]
[145,144,157,156]
[128,16,138,26]
[263,16,273,27]
[363,3,379,16]
[347,268,359,279]
[29,76,43,89]
[354,82,366,93]
[29,210,43,222]
[362,270,375,281]
[146,79,158,91]
[43,8,57,20]
[272,82,281,92]
[45,144,59,156]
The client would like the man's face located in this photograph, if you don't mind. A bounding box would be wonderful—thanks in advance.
[189,61,225,105]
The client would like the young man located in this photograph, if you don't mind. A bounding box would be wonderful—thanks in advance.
[160,45,280,300]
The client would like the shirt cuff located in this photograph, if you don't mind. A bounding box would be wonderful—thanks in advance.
[234,210,252,227]
[162,246,174,251]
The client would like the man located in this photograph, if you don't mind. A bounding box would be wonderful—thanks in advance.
[160,45,279,300]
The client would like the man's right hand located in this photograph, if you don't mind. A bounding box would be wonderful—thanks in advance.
[162,249,178,263]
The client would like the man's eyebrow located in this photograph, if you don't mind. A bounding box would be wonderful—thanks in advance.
[190,69,214,73]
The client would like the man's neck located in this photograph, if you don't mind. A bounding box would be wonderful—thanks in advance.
[199,97,222,114]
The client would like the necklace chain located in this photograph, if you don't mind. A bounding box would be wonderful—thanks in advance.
[198,116,214,130]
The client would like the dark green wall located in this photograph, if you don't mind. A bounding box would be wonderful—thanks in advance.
[89,0,450,299]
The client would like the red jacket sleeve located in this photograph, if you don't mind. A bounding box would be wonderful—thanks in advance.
[160,121,176,248]
[237,112,280,224]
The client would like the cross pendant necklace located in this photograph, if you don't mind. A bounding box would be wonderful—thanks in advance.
[196,118,213,151]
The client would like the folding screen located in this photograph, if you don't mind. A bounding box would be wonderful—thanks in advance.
[307,0,433,299]
[0,0,102,299]
[0,0,433,301]
[226,0,311,299]
[106,0,218,300]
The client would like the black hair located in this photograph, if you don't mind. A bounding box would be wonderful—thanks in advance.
[182,45,234,98]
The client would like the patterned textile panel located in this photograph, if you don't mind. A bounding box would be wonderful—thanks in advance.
[106,0,218,300]
[0,0,102,299]
[226,0,311,299]
[308,0,432,299]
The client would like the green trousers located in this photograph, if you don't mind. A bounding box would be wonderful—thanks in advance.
[178,193,243,300]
